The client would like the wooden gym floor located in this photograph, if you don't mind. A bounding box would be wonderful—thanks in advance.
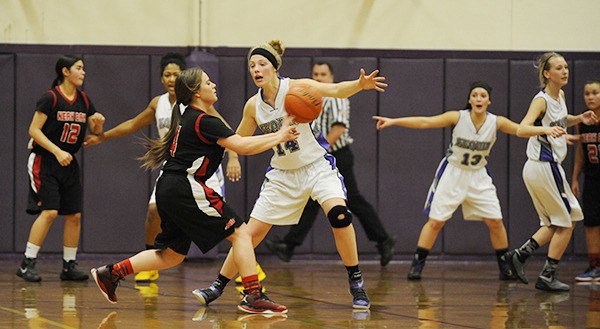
[0,254,598,328]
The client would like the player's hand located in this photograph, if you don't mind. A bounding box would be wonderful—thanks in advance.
[89,112,105,126]
[580,110,599,125]
[226,157,242,182]
[546,126,567,138]
[566,134,580,145]
[84,134,104,147]
[571,180,580,197]
[278,116,300,142]
[358,68,387,92]
[54,149,73,166]
[372,116,393,130]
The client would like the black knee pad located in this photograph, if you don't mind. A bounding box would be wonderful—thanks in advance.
[327,205,353,228]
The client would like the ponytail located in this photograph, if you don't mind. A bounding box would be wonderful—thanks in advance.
[139,67,205,170]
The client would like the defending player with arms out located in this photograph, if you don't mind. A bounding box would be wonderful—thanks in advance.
[193,39,387,310]
[571,79,600,283]
[82,53,254,284]
[18,55,105,282]
[373,81,519,281]
[90,68,298,314]
[501,52,598,292]
[264,62,396,266]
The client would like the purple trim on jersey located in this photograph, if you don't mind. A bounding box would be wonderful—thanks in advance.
[316,131,331,151]
[549,162,571,213]
[424,158,449,217]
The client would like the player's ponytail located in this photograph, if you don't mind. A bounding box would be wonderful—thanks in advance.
[52,55,83,88]
[140,68,204,170]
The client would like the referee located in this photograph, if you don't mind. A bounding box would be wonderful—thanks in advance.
[265,62,396,266]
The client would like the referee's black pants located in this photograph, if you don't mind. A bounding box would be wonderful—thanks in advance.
[284,145,390,247]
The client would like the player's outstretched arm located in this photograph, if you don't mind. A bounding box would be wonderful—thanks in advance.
[373,111,459,131]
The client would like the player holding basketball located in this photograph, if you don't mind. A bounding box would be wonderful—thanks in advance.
[18,55,105,282]
[571,79,600,283]
[502,52,598,291]
[91,67,298,314]
[193,39,386,310]
[373,81,519,281]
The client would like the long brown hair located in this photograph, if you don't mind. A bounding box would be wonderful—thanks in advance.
[139,68,205,170]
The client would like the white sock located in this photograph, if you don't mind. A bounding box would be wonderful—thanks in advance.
[63,247,78,262]
[24,242,40,259]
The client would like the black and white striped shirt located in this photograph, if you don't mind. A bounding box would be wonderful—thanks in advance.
[311,97,353,152]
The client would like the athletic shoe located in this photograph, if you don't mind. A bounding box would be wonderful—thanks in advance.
[535,274,570,292]
[264,238,294,262]
[192,285,223,305]
[134,270,159,282]
[498,257,518,281]
[575,267,600,282]
[91,265,121,304]
[16,257,42,282]
[376,236,396,267]
[501,249,529,284]
[234,263,267,284]
[238,291,288,314]
[60,260,89,281]
[407,257,426,281]
[349,279,371,309]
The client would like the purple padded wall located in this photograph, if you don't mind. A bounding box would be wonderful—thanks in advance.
[81,55,151,252]
[0,55,15,252]
[379,58,445,254]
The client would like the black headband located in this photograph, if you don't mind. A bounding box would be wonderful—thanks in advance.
[469,81,492,98]
[250,48,279,69]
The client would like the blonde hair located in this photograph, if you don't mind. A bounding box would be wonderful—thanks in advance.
[535,52,564,88]
[247,39,285,70]
[139,68,205,170]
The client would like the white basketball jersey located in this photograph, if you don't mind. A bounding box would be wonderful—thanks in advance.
[526,90,568,163]
[445,110,497,170]
[155,93,174,138]
[254,78,327,170]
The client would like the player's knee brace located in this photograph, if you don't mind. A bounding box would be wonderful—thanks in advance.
[327,205,353,228]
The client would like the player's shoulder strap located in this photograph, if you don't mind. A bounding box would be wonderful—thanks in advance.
[45,88,90,110]
[47,89,58,110]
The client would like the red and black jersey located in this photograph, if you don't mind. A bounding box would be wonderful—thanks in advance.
[32,86,96,155]
[579,122,600,178]
[162,105,235,182]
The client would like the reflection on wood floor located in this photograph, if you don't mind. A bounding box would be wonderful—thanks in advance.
[0,255,598,328]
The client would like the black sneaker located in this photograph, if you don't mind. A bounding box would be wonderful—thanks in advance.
[349,279,371,309]
[192,285,223,305]
[17,257,42,282]
[60,260,89,281]
[376,236,396,266]
[264,238,293,262]
[501,249,529,284]
[91,265,121,303]
[498,257,518,281]
[535,274,570,292]
[238,291,288,314]
[407,257,426,280]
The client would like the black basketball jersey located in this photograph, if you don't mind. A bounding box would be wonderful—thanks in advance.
[579,123,600,178]
[162,105,235,182]
[32,86,96,155]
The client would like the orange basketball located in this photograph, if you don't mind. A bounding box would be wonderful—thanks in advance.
[284,83,323,123]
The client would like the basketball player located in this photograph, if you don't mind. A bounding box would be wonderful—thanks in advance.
[91,68,298,314]
[502,52,598,291]
[18,55,105,282]
[373,81,519,281]
[264,62,396,266]
[193,39,387,310]
[571,79,600,283]
[82,53,263,284]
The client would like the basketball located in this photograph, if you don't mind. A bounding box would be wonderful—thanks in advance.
[284,83,323,123]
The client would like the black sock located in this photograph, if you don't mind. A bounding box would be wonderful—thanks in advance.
[346,265,362,281]
[516,238,539,262]
[495,248,509,263]
[540,257,560,278]
[213,273,230,291]
[415,247,430,262]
